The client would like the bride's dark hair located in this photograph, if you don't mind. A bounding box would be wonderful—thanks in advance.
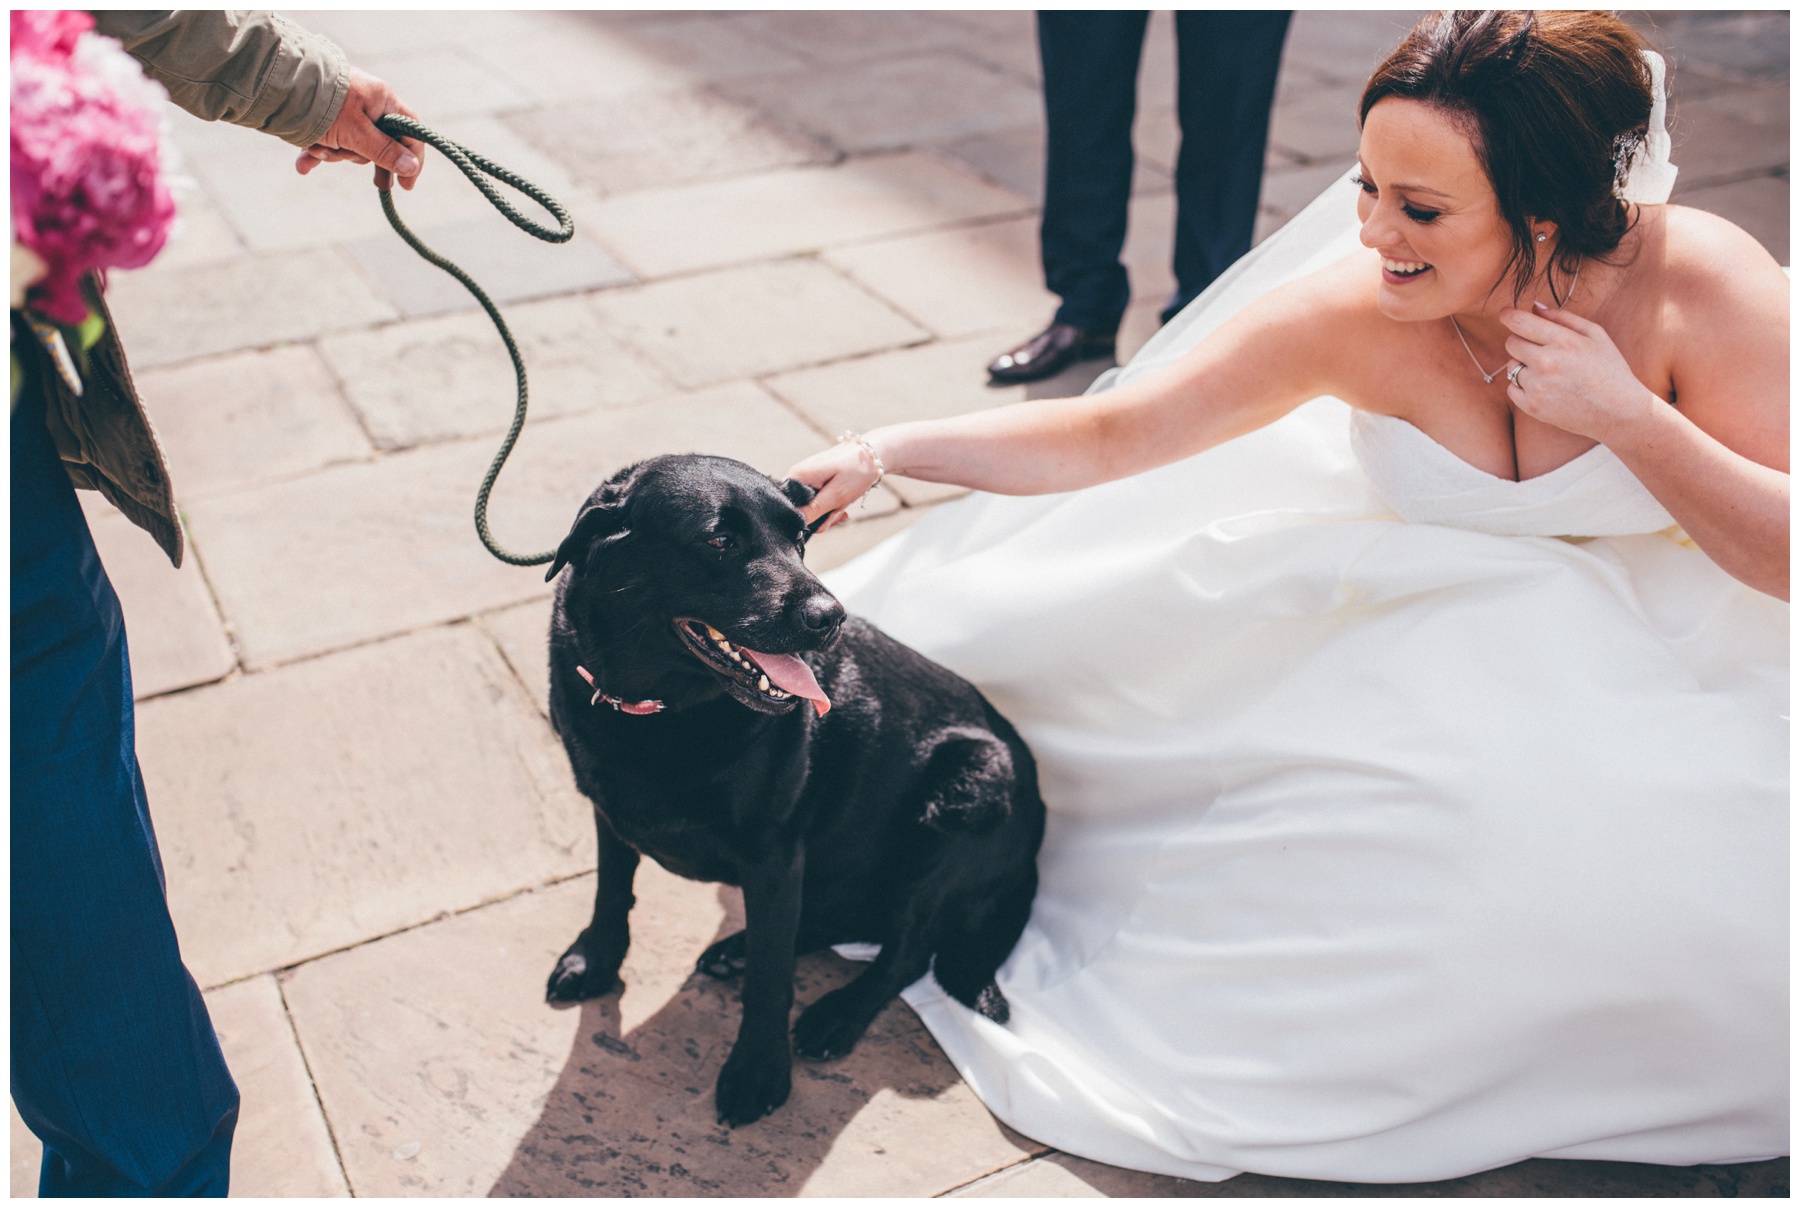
[1359,10,1659,304]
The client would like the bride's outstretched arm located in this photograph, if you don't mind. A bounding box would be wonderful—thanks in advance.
[1499,216,1789,600]
[787,271,1353,525]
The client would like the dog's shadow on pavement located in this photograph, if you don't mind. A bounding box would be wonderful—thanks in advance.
[488,887,975,1197]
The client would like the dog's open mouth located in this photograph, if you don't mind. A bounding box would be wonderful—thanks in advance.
[676,619,831,716]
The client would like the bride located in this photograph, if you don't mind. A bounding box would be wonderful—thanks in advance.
[785,10,1787,1184]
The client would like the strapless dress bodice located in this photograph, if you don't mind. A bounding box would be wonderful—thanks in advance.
[1349,409,1677,537]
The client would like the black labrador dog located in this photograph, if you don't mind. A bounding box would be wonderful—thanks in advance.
[542,454,1045,1127]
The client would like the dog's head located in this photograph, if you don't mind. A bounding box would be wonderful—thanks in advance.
[548,455,845,716]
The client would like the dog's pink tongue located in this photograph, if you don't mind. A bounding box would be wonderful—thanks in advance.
[741,648,830,716]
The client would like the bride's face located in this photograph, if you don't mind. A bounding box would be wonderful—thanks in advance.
[1355,98,1521,322]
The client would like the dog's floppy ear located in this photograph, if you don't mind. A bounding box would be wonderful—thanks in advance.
[780,478,817,510]
[546,501,625,582]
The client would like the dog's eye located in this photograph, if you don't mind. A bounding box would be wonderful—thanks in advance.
[706,533,734,551]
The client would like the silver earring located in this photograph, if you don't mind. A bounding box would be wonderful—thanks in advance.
[1535,232,1547,242]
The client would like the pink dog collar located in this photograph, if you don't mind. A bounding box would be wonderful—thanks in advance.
[576,665,664,715]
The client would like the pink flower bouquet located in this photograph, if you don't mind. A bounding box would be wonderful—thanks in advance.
[11,10,175,325]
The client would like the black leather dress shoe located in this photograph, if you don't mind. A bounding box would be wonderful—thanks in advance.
[987,322,1116,384]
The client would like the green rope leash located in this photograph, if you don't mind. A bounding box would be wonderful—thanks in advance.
[373,113,574,567]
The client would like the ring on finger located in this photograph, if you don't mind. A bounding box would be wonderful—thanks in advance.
[1506,362,1525,386]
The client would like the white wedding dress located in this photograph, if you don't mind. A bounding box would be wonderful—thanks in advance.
[822,174,1789,1183]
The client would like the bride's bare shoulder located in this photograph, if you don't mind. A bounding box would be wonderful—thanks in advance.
[1638,204,1787,466]
[1241,248,1387,339]
[1650,204,1788,319]
[1209,249,1394,398]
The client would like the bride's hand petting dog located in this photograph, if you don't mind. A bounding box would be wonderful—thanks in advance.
[542,455,1046,1128]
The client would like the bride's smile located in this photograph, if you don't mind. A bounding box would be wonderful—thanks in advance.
[1355,98,1533,336]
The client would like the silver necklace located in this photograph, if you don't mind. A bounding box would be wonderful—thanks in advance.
[1448,257,1583,384]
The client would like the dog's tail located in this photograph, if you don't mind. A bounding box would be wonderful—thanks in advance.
[931,868,1036,1025]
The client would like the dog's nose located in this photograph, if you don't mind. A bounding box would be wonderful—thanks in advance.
[800,594,845,637]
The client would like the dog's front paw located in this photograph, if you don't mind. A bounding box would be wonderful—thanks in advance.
[545,937,623,1004]
[714,1044,791,1127]
[696,930,748,980]
[793,986,876,1061]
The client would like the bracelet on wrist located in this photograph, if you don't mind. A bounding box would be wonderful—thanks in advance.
[837,431,885,496]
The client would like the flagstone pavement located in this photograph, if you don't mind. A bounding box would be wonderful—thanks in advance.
[11,9,1789,1198]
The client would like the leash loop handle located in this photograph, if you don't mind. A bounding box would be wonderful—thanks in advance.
[372,113,571,567]
[375,113,572,243]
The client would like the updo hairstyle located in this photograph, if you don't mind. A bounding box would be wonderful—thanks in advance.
[1360,11,1660,303]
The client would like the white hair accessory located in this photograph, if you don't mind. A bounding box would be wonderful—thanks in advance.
[1618,49,1678,205]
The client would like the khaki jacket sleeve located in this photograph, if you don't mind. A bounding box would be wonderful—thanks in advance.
[90,10,349,147]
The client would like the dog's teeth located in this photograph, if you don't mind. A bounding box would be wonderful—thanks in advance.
[730,652,743,663]
[758,675,770,692]
[718,641,733,654]
[705,625,723,639]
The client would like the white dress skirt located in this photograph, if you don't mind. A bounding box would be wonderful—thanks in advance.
[821,176,1788,1183]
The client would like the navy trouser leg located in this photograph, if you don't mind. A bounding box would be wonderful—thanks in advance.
[1167,10,1292,321]
[10,396,239,1197]
[1037,10,1149,334]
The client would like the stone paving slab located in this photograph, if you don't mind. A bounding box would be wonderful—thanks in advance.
[179,437,554,669]
[1122,192,1180,311]
[822,215,1052,340]
[587,259,928,390]
[289,9,570,61]
[412,111,601,210]
[936,125,1174,207]
[204,975,352,1197]
[8,1106,35,1197]
[1639,11,1792,87]
[183,384,834,668]
[942,10,1041,86]
[464,19,705,107]
[106,248,397,370]
[1267,81,1368,164]
[617,14,810,83]
[1132,12,1182,111]
[475,595,556,720]
[169,114,515,258]
[1279,11,1427,87]
[1676,174,1790,266]
[341,223,632,320]
[724,10,965,67]
[349,45,533,122]
[79,496,235,701]
[12,1027,349,1201]
[317,294,671,451]
[1117,297,1174,369]
[1131,106,1183,180]
[133,345,375,498]
[282,864,1040,1198]
[155,186,247,272]
[720,53,1042,155]
[1667,82,1790,185]
[136,623,592,989]
[506,86,833,199]
[281,876,599,1197]
[577,152,1029,279]
[1259,159,1359,226]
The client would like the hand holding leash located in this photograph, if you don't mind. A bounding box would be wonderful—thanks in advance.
[297,70,424,189]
